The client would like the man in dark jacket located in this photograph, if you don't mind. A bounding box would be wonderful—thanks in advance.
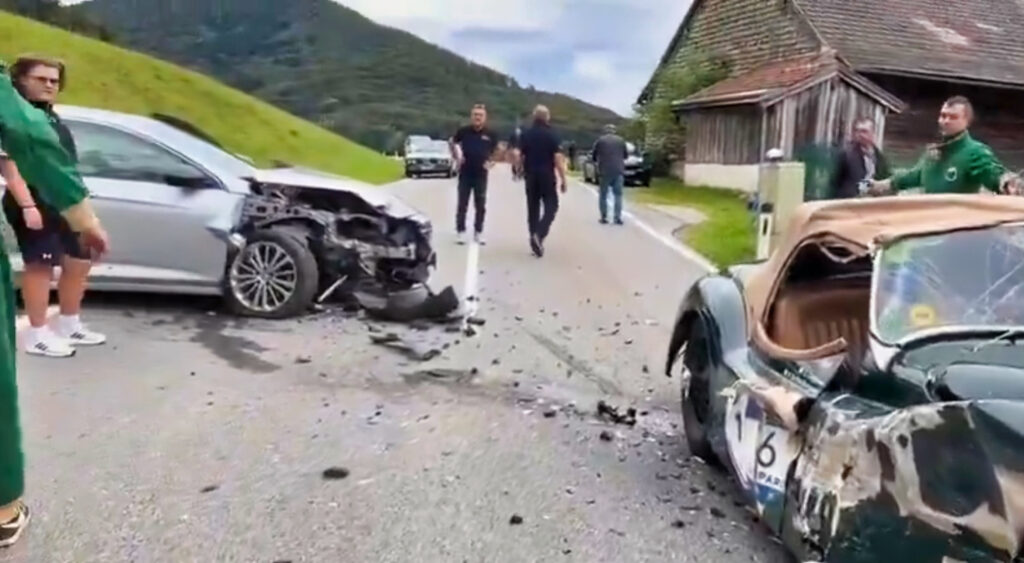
[830,117,891,199]
[591,124,628,224]
[517,105,567,258]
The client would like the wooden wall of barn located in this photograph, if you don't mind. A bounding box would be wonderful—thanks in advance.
[764,77,889,159]
[866,74,1024,170]
[682,76,891,166]
[682,106,762,164]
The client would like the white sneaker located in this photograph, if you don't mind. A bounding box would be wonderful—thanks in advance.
[24,328,76,358]
[474,232,487,245]
[456,232,468,245]
[56,324,107,347]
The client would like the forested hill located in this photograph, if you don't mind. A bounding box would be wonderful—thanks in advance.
[78,0,624,152]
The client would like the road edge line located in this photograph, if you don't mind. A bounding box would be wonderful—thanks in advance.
[577,181,717,273]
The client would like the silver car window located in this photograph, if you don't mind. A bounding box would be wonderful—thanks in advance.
[65,120,216,188]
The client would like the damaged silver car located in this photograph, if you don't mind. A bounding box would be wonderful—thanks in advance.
[10,105,437,318]
[666,194,1024,562]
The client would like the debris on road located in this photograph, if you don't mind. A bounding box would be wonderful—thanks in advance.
[509,514,524,525]
[543,408,558,418]
[467,316,486,326]
[596,400,637,426]
[671,520,686,529]
[599,430,614,442]
[369,333,441,362]
[295,356,312,364]
[200,485,219,493]
[322,467,350,480]
[356,285,460,322]
[709,507,726,519]
[402,368,479,385]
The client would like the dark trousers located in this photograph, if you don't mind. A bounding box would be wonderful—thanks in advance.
[456,171,488,234]
[525,173,559,239]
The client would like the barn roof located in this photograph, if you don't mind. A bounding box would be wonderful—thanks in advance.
[640,0,1024,105]
[672,51,903,112]
[796,0,1024,88]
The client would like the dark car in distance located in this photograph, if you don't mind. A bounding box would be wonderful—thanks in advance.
[582,141,651,187]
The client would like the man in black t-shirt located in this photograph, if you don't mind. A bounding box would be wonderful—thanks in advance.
[450,104,498,245]
[517,105,568,258]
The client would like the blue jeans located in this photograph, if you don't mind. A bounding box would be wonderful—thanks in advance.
[599,173,624,221]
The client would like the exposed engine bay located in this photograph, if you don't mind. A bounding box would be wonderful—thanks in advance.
[240,182,435,291]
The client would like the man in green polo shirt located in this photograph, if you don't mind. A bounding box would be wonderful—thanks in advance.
[869,96,1022,195]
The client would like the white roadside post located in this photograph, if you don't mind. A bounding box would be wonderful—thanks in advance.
[756,148,785,261]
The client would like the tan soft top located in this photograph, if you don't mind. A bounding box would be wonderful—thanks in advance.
[746,194,1024,352]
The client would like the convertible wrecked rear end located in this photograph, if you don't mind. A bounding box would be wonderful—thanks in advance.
[668,195,1024,562]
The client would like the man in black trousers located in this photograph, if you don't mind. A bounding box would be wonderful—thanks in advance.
[451,104,498,245]
[517,105,568,257]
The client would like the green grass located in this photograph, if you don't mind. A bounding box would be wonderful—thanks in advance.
[629,177,756,267]
[0,11,402,184]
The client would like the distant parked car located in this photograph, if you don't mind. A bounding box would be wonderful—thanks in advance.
[582,141,652,187]
[405,140,456,178]
[1,105,437,319]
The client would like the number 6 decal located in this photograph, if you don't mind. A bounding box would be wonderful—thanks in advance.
[757,431,777,467]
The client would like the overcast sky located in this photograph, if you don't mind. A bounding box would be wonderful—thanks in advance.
[337,1,691,115]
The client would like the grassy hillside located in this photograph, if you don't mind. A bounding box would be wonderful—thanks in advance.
[0,10,402,184]
[80,0,625,153]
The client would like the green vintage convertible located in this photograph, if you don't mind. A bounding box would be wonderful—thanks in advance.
[667,194,1024,563]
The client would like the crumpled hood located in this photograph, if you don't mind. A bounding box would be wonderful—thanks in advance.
[250,167,425,220]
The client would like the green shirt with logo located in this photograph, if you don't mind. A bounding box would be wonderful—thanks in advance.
[891,132,1007,194]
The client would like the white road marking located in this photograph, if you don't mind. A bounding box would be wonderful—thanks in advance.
[15,305,59,332]
[579,181,716,273]
[461,239,481,333]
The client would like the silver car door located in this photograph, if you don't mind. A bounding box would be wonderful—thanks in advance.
[64,119,238,291]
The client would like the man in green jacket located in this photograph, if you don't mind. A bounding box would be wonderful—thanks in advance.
[869,96,1023,195]
[0,60,109,546]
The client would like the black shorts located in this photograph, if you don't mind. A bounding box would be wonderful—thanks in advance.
[2,200,87,266]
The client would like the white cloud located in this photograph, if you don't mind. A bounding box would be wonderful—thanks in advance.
[572,52,615,82]
[340,0,562,33]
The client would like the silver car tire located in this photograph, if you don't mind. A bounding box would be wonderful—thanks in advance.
[225,229,319,319]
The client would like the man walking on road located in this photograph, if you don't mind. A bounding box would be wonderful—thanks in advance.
[450,104,498,245]
[591,124,628,224]
[830,117,891,199]
[518,105,567,258]
[0,58,110,546]
[1,56,105,357]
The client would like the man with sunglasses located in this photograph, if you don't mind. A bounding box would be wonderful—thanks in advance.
[1,56,104,357]
[830,117,891,199]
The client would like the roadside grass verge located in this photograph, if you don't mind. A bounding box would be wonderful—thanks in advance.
[629,177,756,267]
[0,12,401,184]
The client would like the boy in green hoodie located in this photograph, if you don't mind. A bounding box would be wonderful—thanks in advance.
[869,96,1023,196]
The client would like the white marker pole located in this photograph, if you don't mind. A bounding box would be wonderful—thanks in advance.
[461,239,481,334]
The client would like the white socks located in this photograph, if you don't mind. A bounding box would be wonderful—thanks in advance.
[57,314,81,334]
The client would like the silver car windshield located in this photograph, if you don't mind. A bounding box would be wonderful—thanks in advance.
[145,121,256,179]
[872,222,1024,343]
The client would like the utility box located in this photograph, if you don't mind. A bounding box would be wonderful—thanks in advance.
[756,157,806,259]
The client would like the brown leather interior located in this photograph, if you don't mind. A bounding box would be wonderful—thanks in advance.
[769,278,870,355]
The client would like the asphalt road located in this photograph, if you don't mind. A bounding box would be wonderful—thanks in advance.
[3,166,789,563]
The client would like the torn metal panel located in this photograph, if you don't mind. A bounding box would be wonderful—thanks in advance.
[784,399,1024,562]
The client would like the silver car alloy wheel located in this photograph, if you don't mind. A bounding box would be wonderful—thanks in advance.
[229,241,299,313]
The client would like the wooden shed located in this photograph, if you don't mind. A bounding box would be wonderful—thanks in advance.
[669,51,904,192]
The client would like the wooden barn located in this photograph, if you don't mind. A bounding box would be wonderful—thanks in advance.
[640,0,1024,194]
